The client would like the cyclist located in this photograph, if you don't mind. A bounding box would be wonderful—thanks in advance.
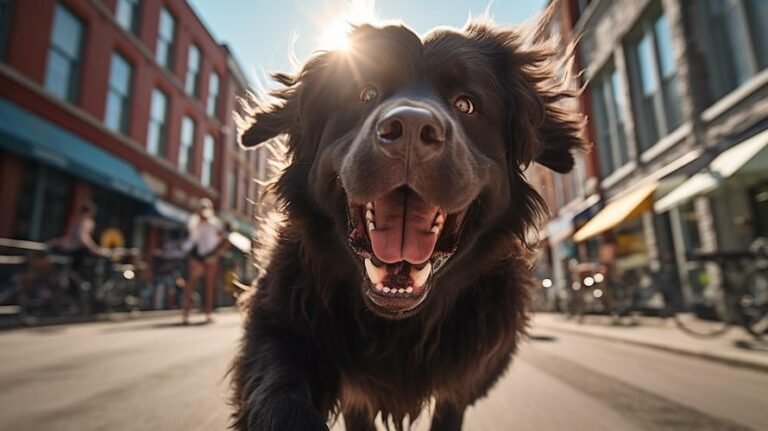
[49,201,109,272]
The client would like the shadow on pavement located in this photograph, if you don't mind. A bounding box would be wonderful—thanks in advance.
[528,334,558,342]
[733,339,768,352]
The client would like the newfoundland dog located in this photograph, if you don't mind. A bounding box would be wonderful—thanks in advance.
[231,14,585,431]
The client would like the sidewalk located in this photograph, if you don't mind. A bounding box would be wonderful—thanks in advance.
[0,306,238,330]
[532,312,768,372]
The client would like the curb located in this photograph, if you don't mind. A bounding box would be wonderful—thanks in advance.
[536,323,768,373]
[0,306,238,331]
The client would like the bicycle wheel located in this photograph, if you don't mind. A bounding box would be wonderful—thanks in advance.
[673,279,731,338]
[739,269,768,340]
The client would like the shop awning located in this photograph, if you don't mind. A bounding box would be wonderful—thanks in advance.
[0,99,154,203]
[655,128,768,213]
[221,213,256,237]
[153,200,192,225]
[547,194,601,245]
[573,182,658,242]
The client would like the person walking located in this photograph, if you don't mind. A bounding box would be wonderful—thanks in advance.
[181,198,227,324]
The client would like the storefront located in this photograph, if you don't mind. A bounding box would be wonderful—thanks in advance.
[655,128,768,305]
[0,99,154,246]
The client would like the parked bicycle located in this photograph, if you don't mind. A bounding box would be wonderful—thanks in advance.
[93,248,146,316]
[605,239,768,339]
[0,239,91,324]
[673,241,768,339]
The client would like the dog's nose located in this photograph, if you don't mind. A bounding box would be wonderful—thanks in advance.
[376,106,445,161]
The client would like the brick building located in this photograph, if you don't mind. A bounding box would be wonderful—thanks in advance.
[527,0,603,309]
[0,0,260,255]
[540,0,768,309]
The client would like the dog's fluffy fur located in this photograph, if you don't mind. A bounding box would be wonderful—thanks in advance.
[230,10,585,431]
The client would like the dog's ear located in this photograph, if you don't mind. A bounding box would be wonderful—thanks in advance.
[238,74,298,149]
[536,103,586,173]
[467,21,586,174]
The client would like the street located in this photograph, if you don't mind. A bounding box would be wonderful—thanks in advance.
[1,311,767,431]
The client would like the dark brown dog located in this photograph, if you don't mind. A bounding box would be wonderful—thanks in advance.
[231,16,584,430]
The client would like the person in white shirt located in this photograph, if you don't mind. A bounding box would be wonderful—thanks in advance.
[181,198,227,324]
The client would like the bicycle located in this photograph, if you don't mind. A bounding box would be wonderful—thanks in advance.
[93,248,145,316]
[672,243,768,339]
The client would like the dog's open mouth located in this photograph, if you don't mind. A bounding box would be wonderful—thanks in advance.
[347,187,466,317]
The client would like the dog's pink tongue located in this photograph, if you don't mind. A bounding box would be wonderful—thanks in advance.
[370,189,438,264]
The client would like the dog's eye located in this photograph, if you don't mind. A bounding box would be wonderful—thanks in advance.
[360,86,379,102]
[453,95,474,114]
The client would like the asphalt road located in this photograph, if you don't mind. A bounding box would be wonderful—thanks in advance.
[1,311,767,431]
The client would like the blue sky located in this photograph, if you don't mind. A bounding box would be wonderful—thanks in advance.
[188,0,547,85]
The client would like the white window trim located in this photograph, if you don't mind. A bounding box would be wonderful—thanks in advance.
[640,121,691,164]
[702,67,768,124]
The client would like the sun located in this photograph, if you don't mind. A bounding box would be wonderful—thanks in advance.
[320,18,352,51]
[317,0,377,51]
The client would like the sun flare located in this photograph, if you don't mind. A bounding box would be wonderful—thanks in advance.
[317,0,377,51]
[320,18,352,51]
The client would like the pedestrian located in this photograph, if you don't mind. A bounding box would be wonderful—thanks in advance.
[181,198,227,324]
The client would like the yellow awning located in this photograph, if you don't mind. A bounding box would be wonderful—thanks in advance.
[573,182,658,242]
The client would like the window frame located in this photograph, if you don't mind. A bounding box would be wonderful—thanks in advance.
[0,0,13,59]
[104,51,133,134]
[44,4,86,104]
[185,43,201,96]
[591,64,630,178]
[699,0,768,102]
[624,7,682,152]
[201,134,215,187]
[179,116,196,174]
[147,88,170,157]
[115,0,141,34]
[206,71,220,117]
[155,7,176,70]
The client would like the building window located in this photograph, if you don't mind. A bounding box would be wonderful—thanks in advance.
[701,0,768,101]
[179,116,196,173]
[14,164,73,241]
[625,8,682,152]
[591,67,629,177]
[185,44,201,96]
[104,52,133,134]
[44,4,85,103]
[207,72,219,117]
[201,134,215,187]
[147,88,169,157]
[155,7,175,69]
[115,0,140,34]
[0,0,12,59]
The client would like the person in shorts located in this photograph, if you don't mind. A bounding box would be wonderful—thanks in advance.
[181,198,227,324]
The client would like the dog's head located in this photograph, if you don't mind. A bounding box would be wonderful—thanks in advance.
[241,22,584,319]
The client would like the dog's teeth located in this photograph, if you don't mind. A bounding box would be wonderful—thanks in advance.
[397,288,405,294]
[366,202,374,210]
[430,225,439,234]
[375,283,384,291]
[365,210,374,222]
[406,287,413,294]
[365,258,386,284]
[412,262,432,288]
[383,286,391,293]
[368,222,376,232]
[435,214,445,225]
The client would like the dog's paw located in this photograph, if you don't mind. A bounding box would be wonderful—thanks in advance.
[248,394,329,431]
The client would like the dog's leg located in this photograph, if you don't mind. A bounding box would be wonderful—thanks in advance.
[429,402,465,431]
[231,330,329,431]
[343,409,376,431]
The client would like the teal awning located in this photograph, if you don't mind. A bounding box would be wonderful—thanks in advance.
[0,99,154,203]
